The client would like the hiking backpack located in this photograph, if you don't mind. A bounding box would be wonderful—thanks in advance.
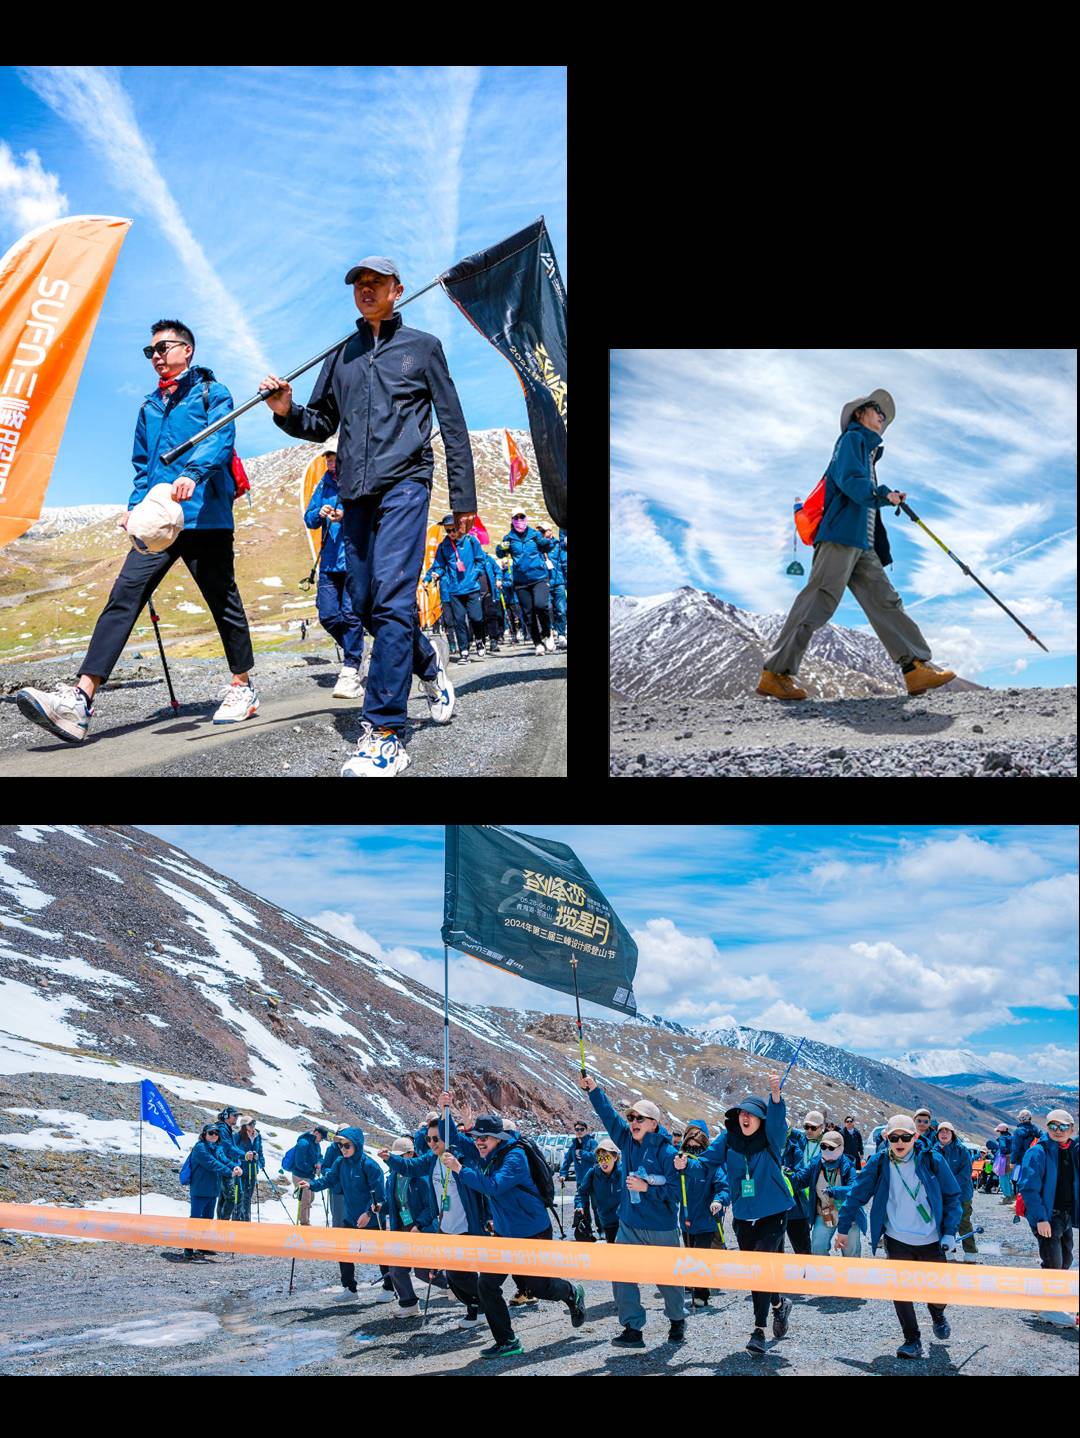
[179,1154,192,1186]
[793,475,827,545]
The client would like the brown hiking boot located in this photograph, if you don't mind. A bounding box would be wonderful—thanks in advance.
[756,670,807,700]
[904,660,956,695]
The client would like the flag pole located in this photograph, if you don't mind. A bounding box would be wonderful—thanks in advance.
[138,1107,143,1214]
[779,1036,806,1092]
[570,955,587,1077]
[160,278,444,467]
[443,942,450,1144]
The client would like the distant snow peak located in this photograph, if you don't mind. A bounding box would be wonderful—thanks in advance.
[888,1049,1020,1081]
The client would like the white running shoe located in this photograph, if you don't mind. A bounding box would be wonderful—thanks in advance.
[213,680,259,724]
[332,665,365,699]
[458,1312,480,1327]
[391,1303,420,1318]
[420,660,455,724]
[555,632,567,649]
[534,642,545,656]
[341,722,411,777]
[455,652,469,666]
[472,643,486,661]
[16,682,93,743]
[543,635,556,653]
[375,1287,395,1303]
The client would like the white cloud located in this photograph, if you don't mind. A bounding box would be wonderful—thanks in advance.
[19,66,272,382]
[631,918,781,1014]
[894,833,1048,887]
[983,1044,1079,1086]
[610,491,687,595]
[0,140,68,232]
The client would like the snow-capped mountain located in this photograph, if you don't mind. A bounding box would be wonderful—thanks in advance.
[610,586,982,703]
[26,504,125,538]
[889,1050,1020,1081]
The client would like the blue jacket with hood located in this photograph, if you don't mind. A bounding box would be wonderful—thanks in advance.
[676,1120,730,1235]
[588,1085,680,1231]
[186,1133,240,1200]
[576,1160,623,1228]
[1018,1135,1079,1231]
[304,472,346,573]
[425,532,486,598]
[560,1133,597,1184]
[495,526,555,584]
[696,1096,795,1223]
[284,1131,322,1180]
[305,1127,385,1225]
[456,1134,552,1238]
[814,421,894,564]
[836,1145,961,1253]
[129,365,237,530]
[1011,1121,1043,1167]
[386,1119,490,1236]
[791,1151,867,1233]
[933,1137,974,1203]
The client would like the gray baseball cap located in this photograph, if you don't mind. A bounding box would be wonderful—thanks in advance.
[345,257,401,285]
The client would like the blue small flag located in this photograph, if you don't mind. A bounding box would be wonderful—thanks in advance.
[140,1078,183,1149]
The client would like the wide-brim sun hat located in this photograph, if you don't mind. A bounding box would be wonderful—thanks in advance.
[840,388,896,434]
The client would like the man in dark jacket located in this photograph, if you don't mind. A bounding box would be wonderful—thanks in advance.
[757,389,955,702]
[842,1115,864,1168]
[17,319,257,743]
[262,259,474,777]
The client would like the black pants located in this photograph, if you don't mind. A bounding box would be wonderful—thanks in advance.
[1036,1209,1075,1271]
[445,1266,481,1314]
[733,1211,787,1328]
[446,592,484,652]
[338,1215,360,1289]
[882,1234,947,1340]
[476,1227,574,1345]
[685,1229,724,1301]
[80,529,254,683]
[515,580,551,643]
[786,1216,812,1254]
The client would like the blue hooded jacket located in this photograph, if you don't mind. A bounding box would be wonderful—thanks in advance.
[560,1133,597,1184]
[305,1127,385,1225]
[837,1145,962,1253]
[814,422,894,563]
[304,471,346,573]
[576,1159,623,1228]
[1018,1135,1079,1232]
[677,1120,730,1235]
[1010,1121,1043,1167]
[284,1131,322,1180]
[186,1134,239,1200]
[425,531,486,598]
[386,1119,490,1236]
[696,1096,795,1223]
[791,1151,867,1233]
[495,526,555,584]
[588,1085,680,1231]
[933,1136,974,1204]
[130,365,237,530]
[456,1135,552,1238]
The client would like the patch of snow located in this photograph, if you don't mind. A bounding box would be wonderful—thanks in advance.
[0,977,96,1047]
[258,577,283,587]
[366,1093,409,1132]
[175,602,205,615]
[0,845,55,909]
[145,1014,169,1029]
[17,954,138,991]
[89,868,123,884]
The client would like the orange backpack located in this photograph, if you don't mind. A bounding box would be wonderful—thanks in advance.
[794,475,827,545]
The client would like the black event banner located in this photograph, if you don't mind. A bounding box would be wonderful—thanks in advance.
[440,216,567,531]
[442,826,637,1016]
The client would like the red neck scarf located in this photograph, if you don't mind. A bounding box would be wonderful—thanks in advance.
[158,369,187,396]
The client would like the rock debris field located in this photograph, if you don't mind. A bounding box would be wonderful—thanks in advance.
[610,686,1077,778]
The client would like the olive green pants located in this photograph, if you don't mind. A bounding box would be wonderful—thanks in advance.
[763,541,932,676]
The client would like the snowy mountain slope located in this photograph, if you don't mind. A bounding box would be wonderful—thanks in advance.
[888,1050,1020,1081]
[610,586,984,702]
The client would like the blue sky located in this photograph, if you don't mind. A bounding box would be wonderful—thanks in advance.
[611,350,1078,688]
[0,66,565,506]
[139,824,1079,1084]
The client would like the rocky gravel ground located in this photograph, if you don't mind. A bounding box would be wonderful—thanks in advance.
[1,1188,1074,1375]
[611,686,1077,777]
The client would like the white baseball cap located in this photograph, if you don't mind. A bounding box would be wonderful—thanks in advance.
[128,482,184,554]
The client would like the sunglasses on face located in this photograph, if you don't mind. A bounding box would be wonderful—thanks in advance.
[143,339,188,359]
[626,1114,647,1123]
[888,1133,915,1145]
[574,1127,587,1133]
[803,1124,822,1132]
[821,1144,841,1153]
[426,1136,442,1146]
[1048,1122,1073,1133]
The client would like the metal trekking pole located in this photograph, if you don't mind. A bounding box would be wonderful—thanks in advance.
[896,501,1049,651]
[288,1192,302,1295]
[160,278,444,467]
[259,1164,299,1224]
[147,591,180,715]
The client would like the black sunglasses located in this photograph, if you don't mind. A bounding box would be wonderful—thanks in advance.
[888,1133,915,1144]
[143,339,188,359]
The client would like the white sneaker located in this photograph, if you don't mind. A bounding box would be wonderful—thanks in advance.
[962,1251,977,1263]
[213,680,259,724]
[534,642,545,656]
[472,644,486,661]
[556,632,567,649]
[375,1287,395,1303]
[455,652,469,666]
[334,1288,358,1300]
[340,722,411,777]
[543,635,556,653]
[458,1312,480,1327]
[332,666,364,700]
[16,682,93,743]
[391,1302,420,1318]
[420,660,455,724]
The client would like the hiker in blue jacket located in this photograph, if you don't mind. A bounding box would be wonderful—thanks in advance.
[757,388,955,702]
[304,439,365,698]
[577,1139,623,1243]
[934,1121,977,1260]
[441,1108,587,1360]
[1011,1110,1043,1167]
[425,513,488,665]
[783,1109,825,1254]
[676,1120,730,1308]
[580,1073,687,1349]
[496,508,555,652]
[792,1128,865,1257]
[213,1107,248,1222]
[1018,1110,1078,1291]
[836,1113,962,1360]
[234,1115,264,1223]
[298,1126,384,1297]
[560,1121,597,1235]
[685,1073,796,1354]
[18,319,259,745]
[284,1124,327,1226]
[182,1123,242,1262]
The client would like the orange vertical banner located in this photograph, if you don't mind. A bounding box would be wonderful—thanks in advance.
[0,215,131,548]
[503,428,529,493]
[300,451,328,571]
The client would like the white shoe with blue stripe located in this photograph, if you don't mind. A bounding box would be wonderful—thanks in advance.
[16,683,93,743]
[341,722,411,777]
[420,659,455,724]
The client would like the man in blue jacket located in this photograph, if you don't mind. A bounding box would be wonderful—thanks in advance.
[424,513,487,666]
[262,259,474,777]
[496,507,556,654]
[17,319,258,743]
[298,1127,384,1297]
[1017,1109,1078,1308]
[441,1111,586,1360]
[836,1113,962,1360]
[758,389,955,701]
[303,438,365,698]
[560,1121,597,1234]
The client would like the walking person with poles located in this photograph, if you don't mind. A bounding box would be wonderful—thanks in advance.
[17,319,258,742]
[297,1127,384,1299]
[260,259,472,776]
[234,1116,263,1223]
[178,1123,241,1263]
[757,390,957,701]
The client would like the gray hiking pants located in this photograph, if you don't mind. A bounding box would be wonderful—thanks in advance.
[763,541,931,676]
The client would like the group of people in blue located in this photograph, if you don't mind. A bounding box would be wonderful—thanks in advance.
[177,1085,1078,1362]
[304,439,567,698]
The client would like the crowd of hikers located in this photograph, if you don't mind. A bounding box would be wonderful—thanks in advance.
[178,1089,1078,1362]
